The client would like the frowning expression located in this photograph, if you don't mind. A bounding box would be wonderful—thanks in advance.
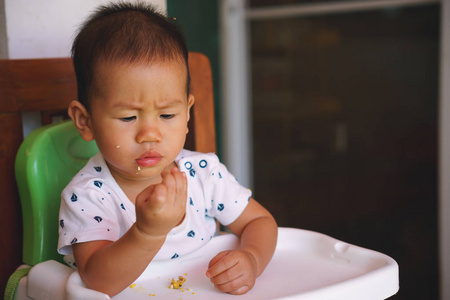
[88,59,193,185]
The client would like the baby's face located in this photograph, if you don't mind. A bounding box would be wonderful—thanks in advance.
[88,59,193,185]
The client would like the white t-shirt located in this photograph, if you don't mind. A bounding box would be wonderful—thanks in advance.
[58,149,251,260]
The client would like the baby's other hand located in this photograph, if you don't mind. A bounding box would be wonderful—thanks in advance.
[206,250,258,295]
[135,167,187,238]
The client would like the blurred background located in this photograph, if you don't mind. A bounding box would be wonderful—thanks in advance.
[0,0,446,299]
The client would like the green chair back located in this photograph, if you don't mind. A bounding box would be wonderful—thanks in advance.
[15,120,98,265]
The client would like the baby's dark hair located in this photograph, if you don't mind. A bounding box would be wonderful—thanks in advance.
[72,2,190,110]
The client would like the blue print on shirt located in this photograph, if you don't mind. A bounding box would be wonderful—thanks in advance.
[184,161,195,177]
[71,237,78,244]
[94,216,103,223]
[120,203,126,210]
[71,193,78,202]
[187,230,195,238]
[219,172,222,179]
[94,181,102,188]
[171,253,179,259]
[217,203,225,211]
[199,160,207,168]
[190,197,194,206]
[94,166,102,172]
[60,219,64,228]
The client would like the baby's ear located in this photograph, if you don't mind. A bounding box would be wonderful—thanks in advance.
[186,95,195,134]
[67,100,95,141]
[187,94,195,122]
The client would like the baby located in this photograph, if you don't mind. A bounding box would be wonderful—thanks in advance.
[58,2,277,297]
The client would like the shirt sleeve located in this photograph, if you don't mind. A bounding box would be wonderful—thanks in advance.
[202,156,252,226]
[58,180,121,255]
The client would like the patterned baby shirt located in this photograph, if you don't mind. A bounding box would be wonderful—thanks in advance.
[58,149,251,261]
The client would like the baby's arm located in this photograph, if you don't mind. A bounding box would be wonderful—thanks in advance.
[206,198,277,295]
[73,168,187,297]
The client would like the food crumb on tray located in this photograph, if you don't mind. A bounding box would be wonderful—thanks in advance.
[169,275,186,289]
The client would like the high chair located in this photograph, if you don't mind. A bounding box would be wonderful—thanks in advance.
[4,53,398,300]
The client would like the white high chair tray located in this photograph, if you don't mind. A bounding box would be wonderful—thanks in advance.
[67,227,398,300]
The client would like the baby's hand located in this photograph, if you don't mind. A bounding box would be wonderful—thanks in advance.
[134,167,187,238]
[206,250,258,295]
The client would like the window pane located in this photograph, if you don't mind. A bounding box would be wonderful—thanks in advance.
[251,4,439,299]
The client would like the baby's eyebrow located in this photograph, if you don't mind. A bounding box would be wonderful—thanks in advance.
[155,98,185,109]
[110,98,185,110]
[110,102,141,110]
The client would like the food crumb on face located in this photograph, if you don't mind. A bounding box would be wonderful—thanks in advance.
[116,145,120,149]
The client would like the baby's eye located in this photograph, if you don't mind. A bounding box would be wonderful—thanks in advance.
[161,114,175,120]
[120,116,136,122]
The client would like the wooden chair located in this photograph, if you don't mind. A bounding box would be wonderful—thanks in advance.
[0,52,216,294]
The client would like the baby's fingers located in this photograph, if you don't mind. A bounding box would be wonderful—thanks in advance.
[206,251,236,279]
[171,168,187,206]
[137,183,168,210]
[207,254,249,295]
[163,167,187,209]
[206,250,257,295]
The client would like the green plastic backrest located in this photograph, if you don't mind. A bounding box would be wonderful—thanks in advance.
[15,120,99,266]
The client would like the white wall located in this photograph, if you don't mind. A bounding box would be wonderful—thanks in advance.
[0,0,7,58]
[5,0,167,59]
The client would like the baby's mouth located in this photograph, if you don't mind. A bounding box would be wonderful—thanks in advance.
[136,151,162,167]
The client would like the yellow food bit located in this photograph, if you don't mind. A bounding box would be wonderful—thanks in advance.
[129,284,137,288]
[168,276,186,289]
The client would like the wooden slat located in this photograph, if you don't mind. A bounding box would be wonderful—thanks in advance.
[0,58,76,112]
[0,60,18,111]
[188,52,216,153]
[0,112,23,294]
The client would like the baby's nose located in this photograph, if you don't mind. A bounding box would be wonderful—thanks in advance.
[136,122,162,143]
